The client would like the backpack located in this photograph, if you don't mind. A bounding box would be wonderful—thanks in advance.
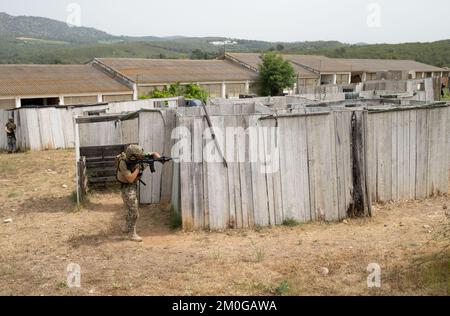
[115,152,129,184]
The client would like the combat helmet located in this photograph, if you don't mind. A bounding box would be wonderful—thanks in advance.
[125,145,145,160]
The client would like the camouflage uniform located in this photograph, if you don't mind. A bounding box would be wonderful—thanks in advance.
[119,161,139,233]
[117,145,145,242]
[5,120,16,154]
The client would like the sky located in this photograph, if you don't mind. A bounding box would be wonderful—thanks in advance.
[1,0,449,44]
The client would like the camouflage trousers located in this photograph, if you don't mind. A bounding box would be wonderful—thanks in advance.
[121,183,139,232]
[7,136,16,153]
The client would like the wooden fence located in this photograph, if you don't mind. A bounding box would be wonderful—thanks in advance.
[138,103,265,204]
[0,97,183,151]
[177,109,371,230]
[367,105,450,202]
[74,103,261,205]
[176,104,449,231]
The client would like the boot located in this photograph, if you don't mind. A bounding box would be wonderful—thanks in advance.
[129,227,143,242]
[121,225,130,234]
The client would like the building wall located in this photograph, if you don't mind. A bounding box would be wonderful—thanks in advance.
[199,84,222,98]
[249,82,262,95]
[298,78,319,87]
[137,82,257,99]
[137,86,167,98]
[226,83,246,98]
[0,99,15,110]
[103,94,134,103]
[64,95,98,105]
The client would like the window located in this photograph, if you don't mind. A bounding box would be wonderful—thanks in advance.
[366,73,377,81]
[336,74,349,85]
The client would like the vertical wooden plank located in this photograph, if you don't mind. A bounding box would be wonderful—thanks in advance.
[238,116,253,228]
[391,111,399,201]
[378,113,392,202]
[335,110,353,220]
[139,112,153,204]
[367,113,377,202]
[408,110,417,200]
[270,119,283,226]
[192,117,205,229]
[306,115,316,221]
[415,109,428,199]
[27,109,42,151]
[224,115,237,228]
[260,118,282,225]
[427,108,438,196]
[328,110,339,221]
[307,113,336,221]
[250,116,269,226]
[231,115,244,229]
[279,116,296,221]
[178,116,194,230]
[161,110,175,202]
[206,116,229,229]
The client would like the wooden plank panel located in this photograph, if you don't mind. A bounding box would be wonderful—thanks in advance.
[306,115,316,220]
[278,116,297,221]
[415,109,428,199]
[192,117,205,229]
[238,116,253,228]
[297,116,312,222]
[378,113,392,202]
[161,110,176,202]
[408,110,417,200]
[328,111,339,221]
[334,110,353,220]
[206,116,230,229]
[250,116,269,226]
[25,109,42,151]
[178,117,194,230]
[307,114,336,221]
[366,113,377,202]
[224,115,237,228]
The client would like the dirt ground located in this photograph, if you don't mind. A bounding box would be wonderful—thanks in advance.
[0,149,449,296]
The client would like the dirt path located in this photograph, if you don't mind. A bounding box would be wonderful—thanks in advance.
[0,150,448,295]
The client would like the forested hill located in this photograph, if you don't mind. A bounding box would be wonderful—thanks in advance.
[0,12,448,67]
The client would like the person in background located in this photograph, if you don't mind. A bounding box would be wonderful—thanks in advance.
[4,118,17,154]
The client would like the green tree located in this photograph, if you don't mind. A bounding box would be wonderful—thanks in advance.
[276,44,285,51]
[143,83,209,103]
[190,48,207,59]
[258,52,296,96]
[184,84,209,103]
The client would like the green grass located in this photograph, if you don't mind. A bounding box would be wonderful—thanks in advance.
[255,248,265,262]
[7,192,18,198]
[169,209,182,230]
[274,280,291,296]
[441,88,450,101]
[388,252,450,295]
[16,37,70,45]
[282,218,301,227]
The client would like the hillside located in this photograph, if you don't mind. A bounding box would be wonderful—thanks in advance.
[308,40,450,68]
[0,12,114,44]
[0,12,448,67]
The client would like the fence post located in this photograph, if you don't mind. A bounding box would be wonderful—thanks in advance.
[77,157,88,201]
[349,110,371,218]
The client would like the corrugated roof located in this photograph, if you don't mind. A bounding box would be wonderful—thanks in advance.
[336,58,445,73]
[0,64,132,97]
[284,55,352,72]
[226,53,319,78]
[228,53,444,74]
[97,58,259,84]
